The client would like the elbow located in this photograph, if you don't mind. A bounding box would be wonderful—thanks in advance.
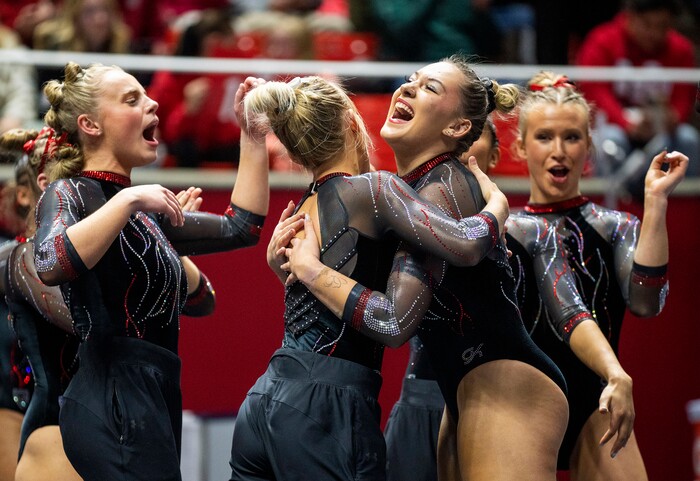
[628,304,660,318]
[37,270,61,286]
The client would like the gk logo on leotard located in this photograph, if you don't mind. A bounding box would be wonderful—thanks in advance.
[462,343,484,365]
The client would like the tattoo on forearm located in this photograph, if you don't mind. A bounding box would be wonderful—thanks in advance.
[316,267,347,289]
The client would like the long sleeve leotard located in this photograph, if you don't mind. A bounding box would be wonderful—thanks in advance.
[5,240,78,457]
[0,236,31,413]
[522,195,668,468]
[283,169,500,371]
[33,171,265,354]
[506,211,594,343]
[328,157,568,418]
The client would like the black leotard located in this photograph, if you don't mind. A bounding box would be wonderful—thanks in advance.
[33,170,264,480]
[33,171,264,352]
[0,236,32,413]
[230,169,501,481]
[522,196,668,469]
[338,157,567,420]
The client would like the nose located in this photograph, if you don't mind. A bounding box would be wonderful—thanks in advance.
[551,137,565,159]
[146,96,158,114]
[399,80,416,98]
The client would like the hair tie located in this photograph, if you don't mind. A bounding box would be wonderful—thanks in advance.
[529,76,577,92]
[481,77,497,113]
[23,127,71,175]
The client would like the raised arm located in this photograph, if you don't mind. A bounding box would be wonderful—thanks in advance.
[624,150,687,317]
[176,187,216,317]
[229,77,269,217]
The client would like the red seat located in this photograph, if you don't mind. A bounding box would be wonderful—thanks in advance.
[489,115,529,176]
[231,31,268,58]
[352,94,395,172]
[313,32,378,61]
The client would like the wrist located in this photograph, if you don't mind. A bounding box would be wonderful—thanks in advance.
[606,370,632,386]
[298,259,325,286]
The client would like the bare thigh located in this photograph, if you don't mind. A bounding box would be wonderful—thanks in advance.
[0,409,22,481]
[570,410,647,481]
[454,360,569,481]
[437,407,462,481]
[15,426,82,481]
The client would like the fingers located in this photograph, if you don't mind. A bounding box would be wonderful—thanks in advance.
[278,201,296,222]
[467,156,484,177]
[164,189,184,227]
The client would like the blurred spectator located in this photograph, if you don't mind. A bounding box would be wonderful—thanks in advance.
[117,0,229,54]
[576,0,699,192]
[490,1,536,63]
[0,24,38,133]
[32,0,133,114]
[2,0,57,47]
[33,0,131,52]
[147,9,245,168]
[369,0,499,62]
[532,0,621,64]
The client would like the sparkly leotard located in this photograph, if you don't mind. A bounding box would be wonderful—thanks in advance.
[340,156,567,420]
[6,239,216,460]
[5,240,78,458]
[384,208,594,481]
[230,170,501,481]
[33,171,264,481]
[522,196,668,469]
[0,236,32,413]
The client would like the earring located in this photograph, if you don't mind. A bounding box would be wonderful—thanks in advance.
[443,128,454,136]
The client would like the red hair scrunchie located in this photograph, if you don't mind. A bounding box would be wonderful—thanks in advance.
[529,76,577,92]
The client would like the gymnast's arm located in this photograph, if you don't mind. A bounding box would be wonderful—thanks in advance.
[6,241,73,333]
[507,213,633,458]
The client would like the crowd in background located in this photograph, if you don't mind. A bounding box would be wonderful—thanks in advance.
[1,0,700,183]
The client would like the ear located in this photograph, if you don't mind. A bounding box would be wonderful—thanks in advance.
[15,185,32,208]
[515,135,526,160]
[488,146,501,171]
[77,113,102,137]
[37,173,49,192]
[443,118,472,138]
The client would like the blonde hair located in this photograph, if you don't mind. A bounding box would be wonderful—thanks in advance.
[519,71,592,140]
[442,54,520,156]
[33,0,131,53]
[244,76,372,170]
[0,128,55,232]
[43,62,120,180]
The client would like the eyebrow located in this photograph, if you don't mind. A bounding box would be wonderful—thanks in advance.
[120,88,142,99]
[427,77,446,89]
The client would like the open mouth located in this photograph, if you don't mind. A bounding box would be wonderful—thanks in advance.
[143,121,158,142]
[548,166,569,178]
[391,99,414,121]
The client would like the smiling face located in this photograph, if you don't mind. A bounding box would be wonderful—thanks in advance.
[381,61,470,170]
[518,103,591,204]
[88,69,159,170]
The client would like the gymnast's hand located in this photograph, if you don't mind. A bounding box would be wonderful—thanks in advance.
[176,186,204,213]
[267,201,304,284]
[597,372,635,459]
[281,214,324,287]
[235,77,268,143]
[466,155,509,236]
[645,150,688,199]
[120,184,184,227]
